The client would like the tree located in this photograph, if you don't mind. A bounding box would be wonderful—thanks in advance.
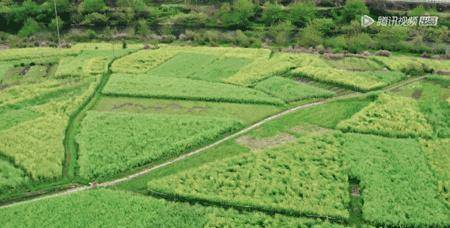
[80,0,106,14]
[46,0,70,13]
[340,0,369,22]
[375,26,409,51]
[12,0,41,24]
[81,12,108,26]
[289,1,317,27]
[18,18,41,37]
[49,16,64,31]
[136,19,150,37]
[346,33,373,53]
[298,25,323,47]
[309,18,335,36]
[267,21,294,45]
[117,0,147,12]
[261,2,284,26]
[217,0,256,29]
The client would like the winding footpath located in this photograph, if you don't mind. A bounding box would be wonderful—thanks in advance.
[0,71,427,209]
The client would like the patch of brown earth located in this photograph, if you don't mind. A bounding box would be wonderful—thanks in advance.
[289,123,331,136]
[412,89,422,100]
[235,133,296,151]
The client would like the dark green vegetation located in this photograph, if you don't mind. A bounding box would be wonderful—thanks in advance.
[1,0,448,56]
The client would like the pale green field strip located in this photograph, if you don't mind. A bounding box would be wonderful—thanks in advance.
[0,159,29,193]
[103,74,285,105]
[372,56,450,72]
[148,133,350,220]
[0,63,13,82]
[0,108,41,131]
[93,97,283,125]
[24,65,48,78]
[55,49,135,78]
[254,76,336,102]
[0,189,346,227]
[337,94,433,138]
[148,52,251,82]
[293,66,405,91]
[224,53,298,86]
[0,48,80,62]
[77,111,243,179]
[110,48,179,74]
[110,45,270,74]
[248,97,371,138]
[342,133,449,226]
[324,57,384,71]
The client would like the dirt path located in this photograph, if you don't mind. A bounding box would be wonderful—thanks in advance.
[0,75,427,209]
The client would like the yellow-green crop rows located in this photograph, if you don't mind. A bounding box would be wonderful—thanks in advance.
[103,74,285,105]
[337,94,433,138]
[78,111,243,179]
[1,44,449,227]
[148,133,350,220]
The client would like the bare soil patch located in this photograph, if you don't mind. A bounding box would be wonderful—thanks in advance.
[412,89,422,100]
[235,133,296,150]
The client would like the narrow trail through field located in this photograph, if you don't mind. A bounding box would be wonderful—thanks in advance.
[0,75,427,209]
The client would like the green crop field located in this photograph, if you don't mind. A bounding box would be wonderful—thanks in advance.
[254,76,335,102]
[78,111,242,179]
[342,133,449,226]
[148,52,251,82]
[103,73,285,105]
[421,139,450,207]
[0,189,344,227]
[0,159,28,193]
[337,94,433,138]
[293,66,405,91]
[148,133,350,219]
[92,97,282,125]
[0,43,449,227]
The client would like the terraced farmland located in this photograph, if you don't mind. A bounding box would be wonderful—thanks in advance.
[0,44,449,227]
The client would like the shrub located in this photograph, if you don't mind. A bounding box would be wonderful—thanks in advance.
[340,0,369,22]
[288,1,317,27]
[18,18,41,38]
[80,0,107,13]
[261,2,285,26]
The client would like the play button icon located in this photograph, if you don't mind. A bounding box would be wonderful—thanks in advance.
[361,15,375,27]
